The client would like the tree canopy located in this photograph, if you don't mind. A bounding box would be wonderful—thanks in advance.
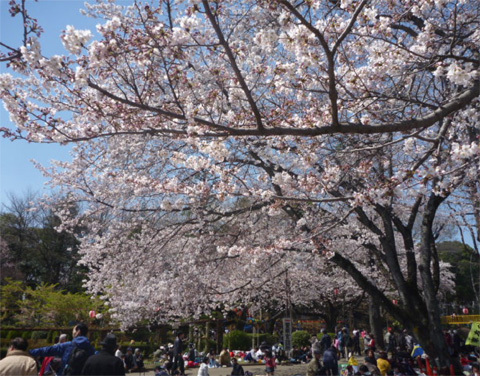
[1,0,479,367]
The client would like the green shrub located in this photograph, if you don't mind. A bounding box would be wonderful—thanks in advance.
[200,338,217,353]
[0,329,8,340]
[316,332,335,339]
[224,330,251,350]
[6,331,19,341]
[292,330,311,348]
[46,330,54,343]
[22,331,31,340]
[31,331,48,340]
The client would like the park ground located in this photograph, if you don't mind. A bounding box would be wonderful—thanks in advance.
[142,362,308,376]
[141,357,360,376]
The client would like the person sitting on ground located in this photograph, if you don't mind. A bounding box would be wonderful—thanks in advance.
[124,347,138,373]
[208,350,220,368]
[364,352,381,376]
[220,348,232,367]
[471,362,480,376]
[244,348,257,363]
[255,347,265,360]
[81,333,125,376]
[289,345,302,363]
[364,349,377,366]
[355,364,372,375]
[198,357,209,376]
[231,357,244,376]
[0,337,37,376]
[376,352,391,376]
[155,365,170,376]
[134,348,145,371]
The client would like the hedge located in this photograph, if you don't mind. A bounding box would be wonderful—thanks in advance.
[223,330,250,350]
[292,330,311,347]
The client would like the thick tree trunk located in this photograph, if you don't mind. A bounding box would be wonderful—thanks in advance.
[368,297,384,350]
[321,301,339,333]
[203,321,211,354]
[417,194,451,368]
[216,319,223,353]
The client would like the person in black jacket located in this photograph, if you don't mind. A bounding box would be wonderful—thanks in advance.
[320,329,332,354]
[172,332,185,376]
[323,346,339,376]
[231,358,244,376]
[82,333,125,376]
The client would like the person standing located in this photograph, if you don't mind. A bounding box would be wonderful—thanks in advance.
[352,330,361,356]
[368,334,376,352]
[320,329,332,354]
[30,323,95,376]
[172,332,185,376]
[264,349,276,376]
[384,328,396,355]
[343,329,353,359]
[323,346,339,376]
[81,333,125,376]
[0,337,37,376]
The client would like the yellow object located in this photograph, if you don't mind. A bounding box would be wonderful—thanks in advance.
[466,322,480,347]
[441,315,480,325]
[348,357,358,366]
[377,358,391,376]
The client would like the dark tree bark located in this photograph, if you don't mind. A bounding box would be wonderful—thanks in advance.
[368,297,385,350]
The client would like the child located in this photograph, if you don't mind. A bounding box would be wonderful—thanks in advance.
[198,357,210,376]
[264,350,276,376]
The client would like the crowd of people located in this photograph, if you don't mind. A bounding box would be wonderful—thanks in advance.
[0,324,479,376]
[303,327,479,376]
[0,323,144,376]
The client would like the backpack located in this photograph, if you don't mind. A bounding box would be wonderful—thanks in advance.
[64,345,90,375]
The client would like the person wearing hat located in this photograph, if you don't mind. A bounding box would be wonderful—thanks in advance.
[81,333,125,375]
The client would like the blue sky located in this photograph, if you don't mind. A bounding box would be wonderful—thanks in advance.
[0,0,110,205]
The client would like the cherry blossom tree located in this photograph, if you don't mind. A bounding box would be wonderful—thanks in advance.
[1,0,478,368]
[0,0,42,64]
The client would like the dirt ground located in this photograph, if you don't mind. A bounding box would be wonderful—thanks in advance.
[142,363,309,376]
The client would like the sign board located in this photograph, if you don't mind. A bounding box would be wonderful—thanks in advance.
[466,322,480,347]
[283,318,292,352]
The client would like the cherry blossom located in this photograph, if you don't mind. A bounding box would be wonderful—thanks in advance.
[1,0,478,367]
